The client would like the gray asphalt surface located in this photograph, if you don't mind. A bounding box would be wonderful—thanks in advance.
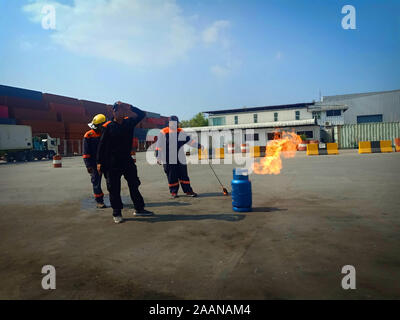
[0,150,399,299]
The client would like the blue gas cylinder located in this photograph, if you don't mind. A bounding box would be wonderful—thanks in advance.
[231,168,252,212]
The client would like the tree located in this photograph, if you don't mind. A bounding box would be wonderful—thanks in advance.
[180,112,208,128]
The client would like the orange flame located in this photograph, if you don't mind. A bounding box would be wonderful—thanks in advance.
[252,131,302,175]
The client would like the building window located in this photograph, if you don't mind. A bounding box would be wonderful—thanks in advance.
[245,133,259,141]
[253,114,258,123]
[234,115,238,125]
[297,131,314,139]
[357,114,383,124]
[211,117,226,126]
[267,132,281,140]
[312,111,321,119]
[295,111,300,120]
[326,110,342,117]
[274,112,278,122]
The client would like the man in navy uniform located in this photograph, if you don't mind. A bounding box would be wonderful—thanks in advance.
[156,116,203,198]
[97,102,153,224]
[83,114,107,208]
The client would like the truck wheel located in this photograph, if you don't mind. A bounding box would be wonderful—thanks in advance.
[26,153,34,162]
[6,155,14,163]
[16,152,26,162]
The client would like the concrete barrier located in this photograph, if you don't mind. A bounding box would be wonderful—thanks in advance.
[241,144,248,154]
[307,143,339,156]
[215,148,225,159]
[358,140,393,154]
[395,138,400,152]
[250,146,260,158]
[53,154,62,168]
[198,149,208,160]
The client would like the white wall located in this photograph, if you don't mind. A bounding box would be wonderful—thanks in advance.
[209,108,313,126]
[187,125,320,149]
[323,90,400,124]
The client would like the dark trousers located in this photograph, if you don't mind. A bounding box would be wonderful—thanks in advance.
[104,162,145,216]
[90,169,104,203]
[163,164,193,194]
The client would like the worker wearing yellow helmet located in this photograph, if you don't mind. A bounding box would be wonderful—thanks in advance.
[83,114,107,208]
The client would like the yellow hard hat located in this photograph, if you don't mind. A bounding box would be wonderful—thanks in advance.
[92,114,106,125]
[88,114,106,129]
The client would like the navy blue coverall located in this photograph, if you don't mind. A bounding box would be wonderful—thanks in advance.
[83,129,104,204]
[155,127,201,195]
[97,106,146,216]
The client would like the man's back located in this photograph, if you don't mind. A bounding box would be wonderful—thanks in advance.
[98,112,145,169]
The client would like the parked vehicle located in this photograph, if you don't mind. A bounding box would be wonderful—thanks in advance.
[0,124,59,162]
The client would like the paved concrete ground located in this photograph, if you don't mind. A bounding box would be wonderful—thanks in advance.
[0,150,399,299]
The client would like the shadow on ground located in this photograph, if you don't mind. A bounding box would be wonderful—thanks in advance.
[127,201,191,208]
[198,192,230,198]
[251,207,288,213]
[124,213,246,223]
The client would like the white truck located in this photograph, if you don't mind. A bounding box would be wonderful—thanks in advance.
[0,124,60,162]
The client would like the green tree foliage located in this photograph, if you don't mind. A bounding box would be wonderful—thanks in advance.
[180,112,208,128]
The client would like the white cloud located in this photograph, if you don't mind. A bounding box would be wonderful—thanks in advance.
[202,20,230,45]
[20,40,35,51]
[210,58,241,78]
[22,0,240,75]
[22,0,197,67]
[210,64,230,77]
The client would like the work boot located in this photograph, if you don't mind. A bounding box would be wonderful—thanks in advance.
[96,202,107,209]
[186,191,198,197]
[171,193,179,199]
[113,216,124,224]
[133,208,154,216]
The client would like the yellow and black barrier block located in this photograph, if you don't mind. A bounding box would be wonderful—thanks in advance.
[395,138,400,152]
[250,146,260,158]
[307,143,339,156]
[358,140,393,154]
[198,148,208,160]
[215,148,225,159]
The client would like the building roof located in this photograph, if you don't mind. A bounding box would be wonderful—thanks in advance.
[308,103,348,112]
[323,89,400,101]
[183,118,317,132]
[203,102,315,115]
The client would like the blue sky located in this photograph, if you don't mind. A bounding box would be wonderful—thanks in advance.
[0,0,399,120]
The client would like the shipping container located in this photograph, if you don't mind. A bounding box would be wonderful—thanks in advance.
[104,105,113,119]
[85,109,109,120]
[17,120,66,138]
[80,99,108,109]
[58,139,83,156]
[9,107,57,122]
[0,118,17,125]
[336,122,400,149]
[43,93,80,105]
[140,121,163,129]
[0,85,43,101]
[146,117,167,126]
[65,123,90,137]
[49,102,86,116]
[6,96,48,110]
[0,105,8,118]
[61,113,91,123]
[145,111,161,118]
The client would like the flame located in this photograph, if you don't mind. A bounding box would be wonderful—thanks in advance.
[252,131,302,175]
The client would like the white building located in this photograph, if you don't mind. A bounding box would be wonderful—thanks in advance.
[322,89,400,124]
[184,102,348,149]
